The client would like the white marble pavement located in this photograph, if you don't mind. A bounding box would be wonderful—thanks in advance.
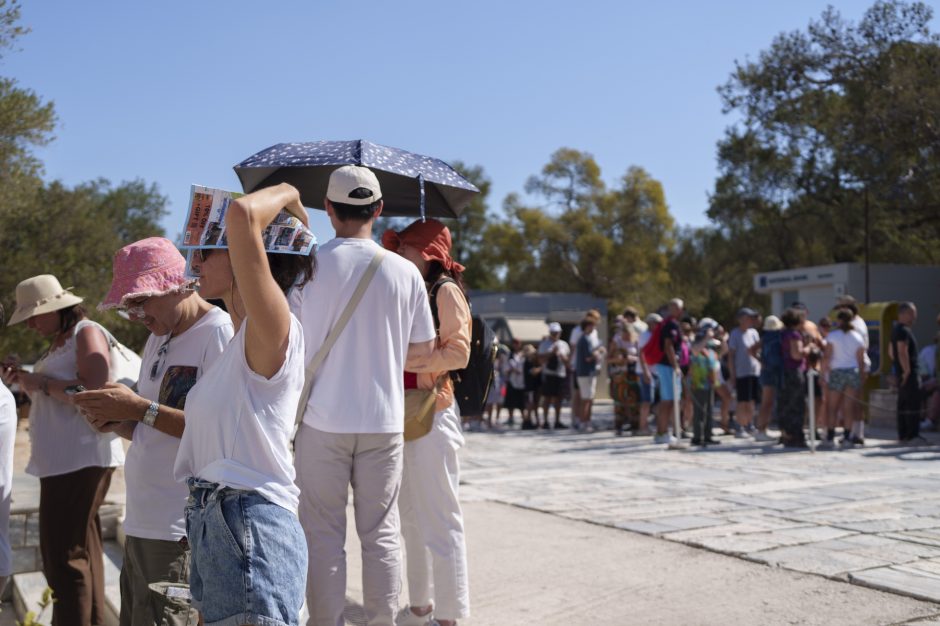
[459,402,940,604]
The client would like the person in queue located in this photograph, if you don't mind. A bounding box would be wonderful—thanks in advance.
[0,328,15,598]
[1,275,125,626]
[173,183,314,624]
[74,237,233,625]
[383,219,472,626]
[822,308,867,448]
[291,166,436,626]
[778,307,810,448]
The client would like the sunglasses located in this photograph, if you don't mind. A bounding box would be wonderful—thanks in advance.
[150,336,171,381]
[119,297,150,319]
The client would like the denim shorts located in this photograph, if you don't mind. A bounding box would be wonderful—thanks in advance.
[654,364,682,402]
[185,479,307,626]
[828,368,860,392]
[638,373,656,403]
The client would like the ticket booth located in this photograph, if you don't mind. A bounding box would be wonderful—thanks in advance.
[857,302,898,421]
[858,302,899,382]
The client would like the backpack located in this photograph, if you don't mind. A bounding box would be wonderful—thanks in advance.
[762,329,783,373]
[642,321,665,366]
[429,278,499,417]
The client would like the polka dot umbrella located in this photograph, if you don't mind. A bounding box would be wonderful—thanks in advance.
[233,140,480,219]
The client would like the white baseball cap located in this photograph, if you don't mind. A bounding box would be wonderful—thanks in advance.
[326,165,383,206]
[548,322,562,334]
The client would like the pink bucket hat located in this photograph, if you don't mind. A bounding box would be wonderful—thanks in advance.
[99,237,194,310]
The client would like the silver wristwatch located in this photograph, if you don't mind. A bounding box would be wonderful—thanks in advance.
[142,401,159,427]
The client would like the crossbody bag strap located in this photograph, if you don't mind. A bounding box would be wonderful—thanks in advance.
[294,248,387,429]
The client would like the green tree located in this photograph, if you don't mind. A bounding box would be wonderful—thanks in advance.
[0,179,167,359]
[710,0,940,296]
[0,4,168,359]
[0,0,55,211]
[486,149,676,314]
[444,161,500,290]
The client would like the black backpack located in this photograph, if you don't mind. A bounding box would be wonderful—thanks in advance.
[430,278,499,417]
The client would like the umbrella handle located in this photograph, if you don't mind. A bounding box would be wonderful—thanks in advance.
[418,174,426,222]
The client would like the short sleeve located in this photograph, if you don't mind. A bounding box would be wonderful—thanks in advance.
[242,316,305,388]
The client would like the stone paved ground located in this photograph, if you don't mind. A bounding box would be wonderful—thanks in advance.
[458,402,940,604]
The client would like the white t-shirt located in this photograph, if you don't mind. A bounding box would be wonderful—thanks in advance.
[174,315,305,513]
[729,327,761,377]
[292,238,436,434]
[26,321,125,478]
[538,339,570,378]
[123,308,232,541]
[827,328,866,370]
[851,315,872,371]
[0,383,16,577]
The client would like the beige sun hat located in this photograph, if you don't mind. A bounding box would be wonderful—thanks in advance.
[7,274,83,326]
[763,315,784,331]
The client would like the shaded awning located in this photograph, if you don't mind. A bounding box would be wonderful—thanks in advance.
[501,318,550,344]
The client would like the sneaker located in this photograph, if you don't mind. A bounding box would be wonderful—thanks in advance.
[553,421,569,430]
[850,436,865,446]
[754,431,775,442]
[397,606,434,626]
[734,429,751,439]
[840,437,855,449]
[704,438,722,445]
[654,433,677,445]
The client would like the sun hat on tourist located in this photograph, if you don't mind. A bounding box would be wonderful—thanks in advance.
[698,317,718,331]
[762,315,784,331]
[99,237,194,310]
[7,274,84,326]
[645,313,662,325]
[381,218,465,274]
[737,307,758,318]
[548,322,562,334]
[326,165,383,206]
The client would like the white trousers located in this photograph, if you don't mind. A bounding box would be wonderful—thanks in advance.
[294,426,404,626]
[399,404,470,620]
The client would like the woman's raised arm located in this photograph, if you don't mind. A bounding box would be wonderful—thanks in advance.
[225,183,307,379]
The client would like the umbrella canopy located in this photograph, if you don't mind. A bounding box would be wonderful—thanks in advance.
[233,140,479,218]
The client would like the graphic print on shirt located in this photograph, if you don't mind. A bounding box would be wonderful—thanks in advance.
[159,366,199,410]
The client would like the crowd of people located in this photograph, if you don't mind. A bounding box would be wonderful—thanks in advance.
[0,164,936,626]
[479,297,940,450]
[0,167,470,626]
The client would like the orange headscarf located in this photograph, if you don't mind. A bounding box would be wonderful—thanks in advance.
[381,219,466,275]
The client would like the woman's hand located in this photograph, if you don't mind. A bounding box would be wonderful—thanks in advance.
[282,187,309,227]
[0,363,19,386]
[73,382,149,422]
[83,413,122,433]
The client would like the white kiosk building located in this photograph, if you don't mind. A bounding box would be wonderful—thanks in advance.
[753,263,940,346]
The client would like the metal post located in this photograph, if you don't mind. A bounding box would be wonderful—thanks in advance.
[668,370,688,450]
[864,187,870,303]
[807,369,816,454]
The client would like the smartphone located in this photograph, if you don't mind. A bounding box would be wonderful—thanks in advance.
[64,385,86,396]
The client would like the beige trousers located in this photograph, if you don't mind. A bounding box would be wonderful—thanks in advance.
[294,425,404,626]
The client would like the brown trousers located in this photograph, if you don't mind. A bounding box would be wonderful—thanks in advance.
[39,466,115,626]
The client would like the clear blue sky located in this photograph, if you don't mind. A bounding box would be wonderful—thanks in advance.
[6,0,935,246]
